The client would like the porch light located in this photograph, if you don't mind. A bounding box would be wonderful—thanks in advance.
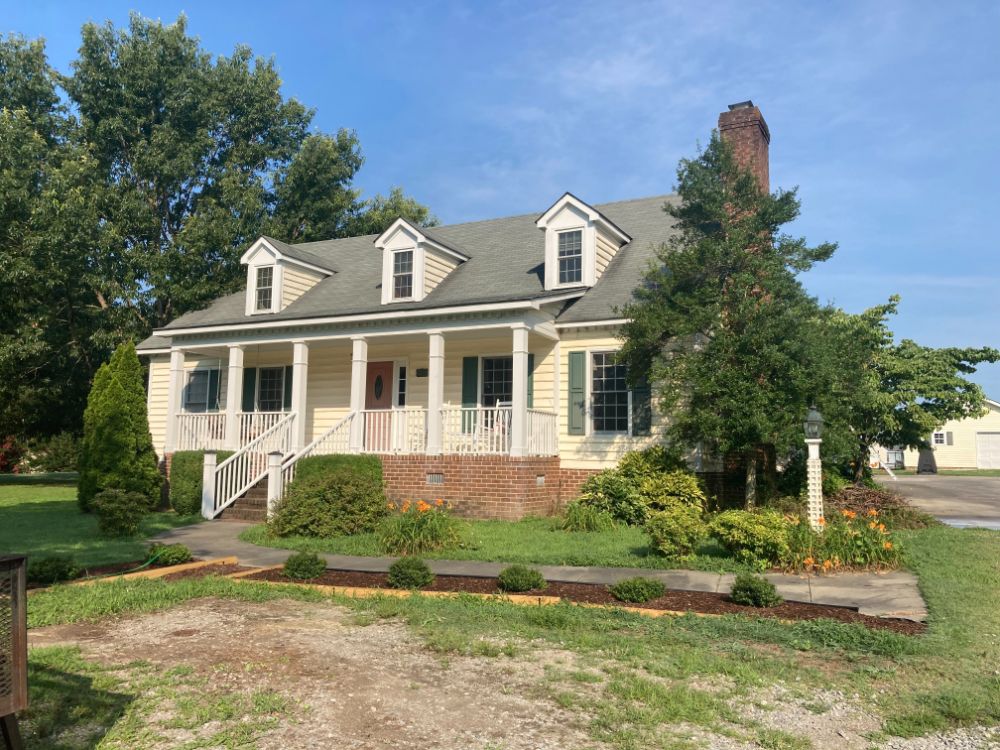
[803,406,823,440]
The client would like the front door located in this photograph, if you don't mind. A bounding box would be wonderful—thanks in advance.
[365,362,394,410]
[365,361,394,451]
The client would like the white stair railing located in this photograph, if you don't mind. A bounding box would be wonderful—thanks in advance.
[280,412,356,488]
[176,413,227,451]
[211,412,295,517]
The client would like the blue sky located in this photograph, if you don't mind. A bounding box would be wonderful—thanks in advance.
[5,0,999,395]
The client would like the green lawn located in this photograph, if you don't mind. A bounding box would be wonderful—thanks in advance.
[21,525,1000,746]
[0,482,199,567]
[240,516,757,572]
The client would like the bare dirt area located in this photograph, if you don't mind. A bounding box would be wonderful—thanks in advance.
[30,597,605,750]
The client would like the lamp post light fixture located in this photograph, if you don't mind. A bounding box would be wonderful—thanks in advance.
[804,405,824,530]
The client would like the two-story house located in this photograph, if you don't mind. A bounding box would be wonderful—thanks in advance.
[138,101,772,520]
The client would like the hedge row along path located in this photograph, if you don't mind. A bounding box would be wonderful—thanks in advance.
[153,521,928,621]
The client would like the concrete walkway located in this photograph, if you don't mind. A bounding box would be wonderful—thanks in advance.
[154,521,928,621]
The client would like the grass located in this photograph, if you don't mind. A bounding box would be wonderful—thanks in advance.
[240,516,758,572]
[0,471,78,485]
[0,482,199,567]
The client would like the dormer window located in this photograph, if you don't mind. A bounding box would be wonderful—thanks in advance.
[392,249,414,300]
[536,193,632,291]
[255,266,274,311]
[558,230,583,285]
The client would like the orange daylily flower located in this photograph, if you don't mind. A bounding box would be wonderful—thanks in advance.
[841,509,856,519]
[817,517,826,526]
[884,541,893,550]
[878,523,886,533]
[803,557,815,566]
[822,559,833,571]
[435,499,444,507]
[867,509,879,517]
[416,500,432,513]
[401,500,412,513]
[868,521,878,530]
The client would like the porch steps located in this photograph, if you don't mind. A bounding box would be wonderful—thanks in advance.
[217,479,268,523]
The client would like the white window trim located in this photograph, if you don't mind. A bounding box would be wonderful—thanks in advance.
[477,353,514,407]
[255,365,287,412]
[182,366,222,413]
[246,262,283,315]
[391,249,417,302]
[392,358,409,408]
[555,229,585,287]
[586,348,634,437]
[380,245,426,304]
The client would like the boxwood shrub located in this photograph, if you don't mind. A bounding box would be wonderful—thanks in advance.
[387,556,435,589]
[28,555,78,585]
[729,573,783,608]
[497,565,546,593]
[294,454,382,483]
[169,450,233,516]
[709,509,790,568]
[147,542,193,566]
[608,576,666,603]
[283,551,326,580]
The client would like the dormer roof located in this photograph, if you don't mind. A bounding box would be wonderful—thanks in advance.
[535,192,632,245]
[241,236,338,275]
[373,218,470,262]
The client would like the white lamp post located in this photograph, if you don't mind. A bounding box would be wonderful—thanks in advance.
[804,406,824,530]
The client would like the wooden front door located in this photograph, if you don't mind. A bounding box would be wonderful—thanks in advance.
[365,361,394,410]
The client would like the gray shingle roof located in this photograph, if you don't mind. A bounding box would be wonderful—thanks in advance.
[139,193,678,349]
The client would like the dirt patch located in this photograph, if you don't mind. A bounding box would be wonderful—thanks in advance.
[244,567,925,634]
[30,597,605,749]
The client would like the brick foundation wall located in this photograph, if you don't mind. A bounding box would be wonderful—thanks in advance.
[557,467,603,506]
[382,454,566,520]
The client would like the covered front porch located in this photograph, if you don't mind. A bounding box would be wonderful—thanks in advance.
[165,324,559,460]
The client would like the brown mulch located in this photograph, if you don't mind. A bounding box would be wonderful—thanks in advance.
[159,563,247,581]
[241,568,925,635]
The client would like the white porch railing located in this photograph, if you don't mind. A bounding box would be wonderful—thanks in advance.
[440,406,512,454]
[175,413,227,451]
[362,409,427,454]
[238,411,286,444]
[211,412,295,518]
[280,412,355,488]
[526,409,558,456]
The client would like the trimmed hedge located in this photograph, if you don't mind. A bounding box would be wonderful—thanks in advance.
[387,556,435,589]
[645,506,707,559]
[497,565,546,593]
[294,454,382,483]
[283,551,326,580]
[169,450,233,516]
[609,577,666,603]
[730,573,783,608]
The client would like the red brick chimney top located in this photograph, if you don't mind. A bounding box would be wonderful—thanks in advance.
[718,100,770,193]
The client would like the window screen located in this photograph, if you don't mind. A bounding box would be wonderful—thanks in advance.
[255,266,274,311]
[592,352,629,433]
[558,230,583,284]
[184,370,213,412]
[393,250,414,299]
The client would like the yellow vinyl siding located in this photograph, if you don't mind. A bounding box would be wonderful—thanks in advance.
[595,231,617,279]
[147,355,170,458]
[897,402,1000,469]
[423,248,459,295]
[557,326,658,470]
[281,264,324,308]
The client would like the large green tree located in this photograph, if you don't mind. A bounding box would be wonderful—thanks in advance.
[619,133,835,497]
[0,14,432,439]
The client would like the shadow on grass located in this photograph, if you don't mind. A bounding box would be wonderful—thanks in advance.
[22,656,135,750]
[0,473,78,485]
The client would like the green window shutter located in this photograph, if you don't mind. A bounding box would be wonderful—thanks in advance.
[208,369,221,412]
[527,353,535,409]
[283,365,294,411]
[568,351,586,436]
[241,368,257,412]
[631,376,652,437]
[462,357,478,433]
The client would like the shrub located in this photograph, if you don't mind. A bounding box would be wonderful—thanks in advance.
[638,471,707,513]
[269,466,387,538]
[376,500,463,555]
[283,551,326,580]
[577,470,647,525]
[169,451,233,516]
[294,454,382,484]
[0,436,24,474]
[730,573,783,608]
[786,509,902,572]
[78,343,161,511]
[497,564,546,593]
[92,489,148,537]
[387,556,435,589]
[28,555,78,584]
[609,576,666,603]
[645,506,707,558]
[29,432,81,472]
[561,501,615,532]
[617,446,686,480]
[147,542,193,566]
[709,509,790,568]
[822,470,850,497]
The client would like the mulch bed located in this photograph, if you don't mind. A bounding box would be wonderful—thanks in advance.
[241,568,925,635]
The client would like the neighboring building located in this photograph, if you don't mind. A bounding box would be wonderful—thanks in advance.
[876,399,1000,471]
[138,101,773,520]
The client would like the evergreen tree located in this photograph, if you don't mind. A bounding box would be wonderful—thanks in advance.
[77,343,161,511]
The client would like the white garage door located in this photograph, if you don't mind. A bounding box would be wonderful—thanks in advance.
[977,433,1000,469]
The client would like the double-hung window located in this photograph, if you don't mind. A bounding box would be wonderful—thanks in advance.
[557,230,583,285]
[255,266,274,311]
[591,352,629,433]
[257,367,285,412]
[184,369,219,413]
[393,250,414,299]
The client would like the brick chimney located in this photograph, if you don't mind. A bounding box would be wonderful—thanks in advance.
[718,100,770,193]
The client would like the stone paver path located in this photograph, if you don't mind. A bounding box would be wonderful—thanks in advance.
[155,521,927,621]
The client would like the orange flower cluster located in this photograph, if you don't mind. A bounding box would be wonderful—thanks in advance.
[841,509,857,519]
[416,500,432,513]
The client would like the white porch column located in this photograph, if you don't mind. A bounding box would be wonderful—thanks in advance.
[349,336,367,452]
[510,324,529,457]
[164,348,185,453]
[291,340,309,452]
[223,344,244,450]
[426,331,445,455]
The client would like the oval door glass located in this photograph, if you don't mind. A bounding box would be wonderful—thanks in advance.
[374,375,384,400]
